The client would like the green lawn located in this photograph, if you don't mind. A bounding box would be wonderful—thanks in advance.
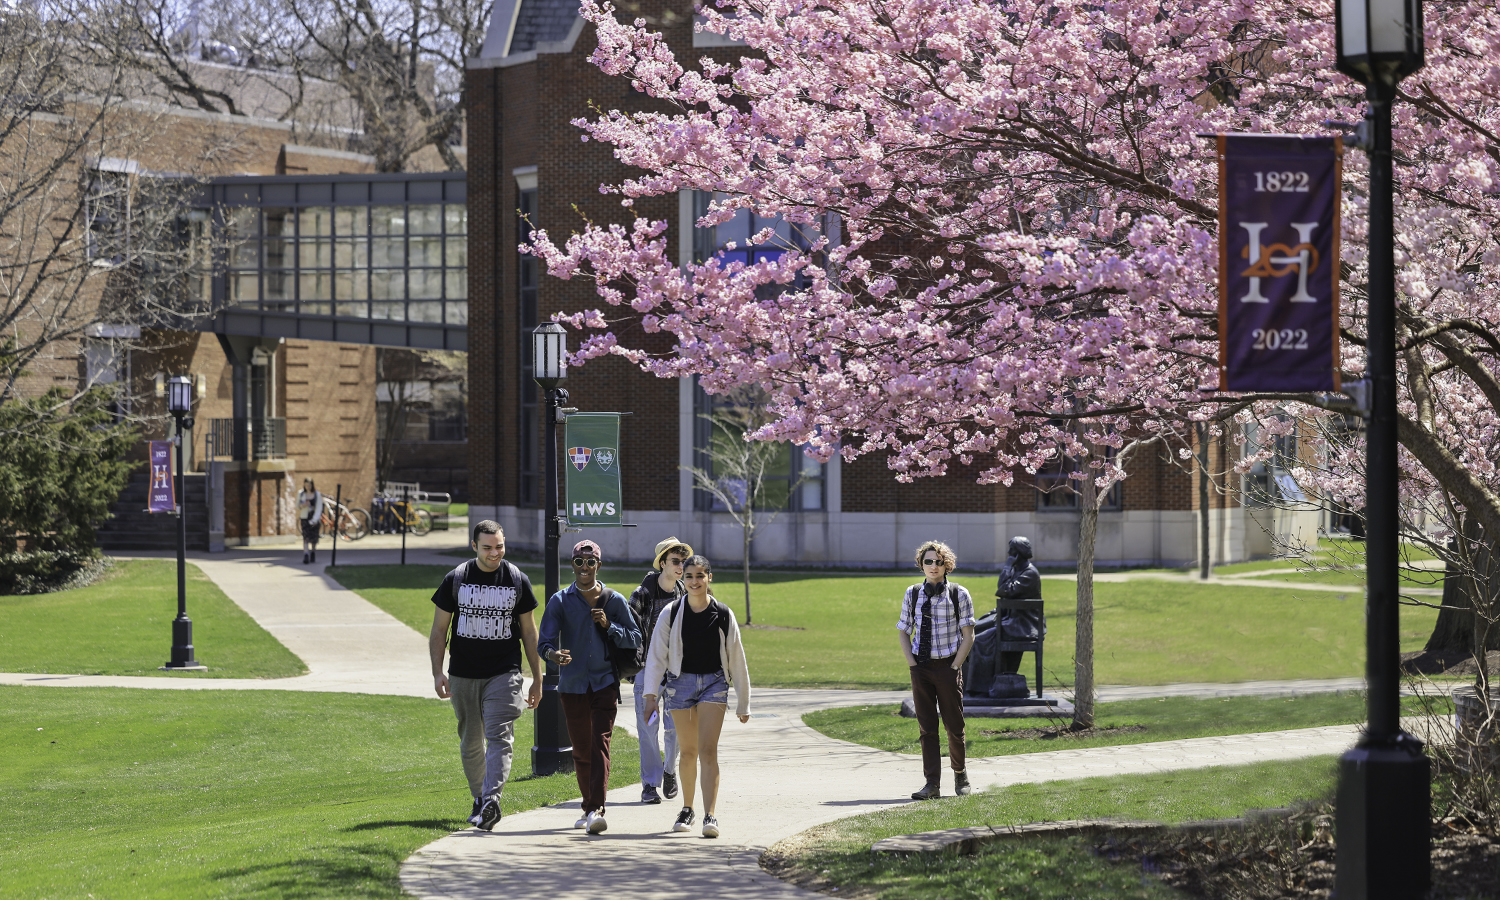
[803,693,1449,757]
[0,686,639,899]
[329,563,1437,689]
[0,560,305,679]
[773,756,1338,900]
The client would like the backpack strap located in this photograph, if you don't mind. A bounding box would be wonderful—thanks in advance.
[449,560,469,607]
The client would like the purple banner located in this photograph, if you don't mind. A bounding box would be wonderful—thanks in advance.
[147,440,175,513]
[1218,135,1342,392]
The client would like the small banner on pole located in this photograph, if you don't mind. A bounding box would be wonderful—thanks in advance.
[147,440,175,513]
[1218,134,1342,392]
[564,413,624,526]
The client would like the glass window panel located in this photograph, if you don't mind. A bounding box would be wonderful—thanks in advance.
[300,271,332,301]
[445,268,468,299]
[264,207,293,237]
[232,273,259,302]
[298,207,333,237]
[408,204,442,234]
[371,269,404,300]
[298,239,332,269]
[409,269,443,299]
[371,206,406,235]
[445,205,467,235]
[300,302,331,316]
[407,301,443,323]
[264,271,293,307]
[335,270,367,301]
[445,301,468,325]
[335,301,369,318]
[408,236,442,267]
[231,239,259,269]
[229,207,259,237]
[445,237,467,267]
[371,237,405,267]
[335,207,367,236]
[334,238,367,269]
[371,302,405,320]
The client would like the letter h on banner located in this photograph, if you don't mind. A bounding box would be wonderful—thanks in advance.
[1217,134,1343,392]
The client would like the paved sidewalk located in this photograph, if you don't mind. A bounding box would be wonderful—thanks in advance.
[400,688,1374,900]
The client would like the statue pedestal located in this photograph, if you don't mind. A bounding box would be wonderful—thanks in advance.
[899,695,1076,719]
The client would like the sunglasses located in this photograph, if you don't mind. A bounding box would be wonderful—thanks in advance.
[922,558,942,567]
[572,557,600,568]
[664,557,686,567]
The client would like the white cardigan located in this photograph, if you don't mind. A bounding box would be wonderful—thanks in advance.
[640,597,752,718]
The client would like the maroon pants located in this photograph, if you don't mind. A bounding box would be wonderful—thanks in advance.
[561,682,619,813]
[909,657,966,783]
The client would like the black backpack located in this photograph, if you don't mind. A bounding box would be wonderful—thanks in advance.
[606,594,645,680]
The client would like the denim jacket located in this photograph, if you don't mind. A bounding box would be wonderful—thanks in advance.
[537,582,640,693]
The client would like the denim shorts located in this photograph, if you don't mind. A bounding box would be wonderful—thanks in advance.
[662,670,728,711]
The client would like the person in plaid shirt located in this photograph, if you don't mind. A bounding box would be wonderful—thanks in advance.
[897,540,977,800]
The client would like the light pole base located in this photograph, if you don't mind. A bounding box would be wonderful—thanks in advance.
[1336,736,1430,899]
[531,747,575,777]
[159,664,209,671]
[165,615,201,670]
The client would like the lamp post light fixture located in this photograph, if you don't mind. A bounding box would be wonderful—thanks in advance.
[530,323,574,776]
[162,375,204,671]
[1333,1,1428,897]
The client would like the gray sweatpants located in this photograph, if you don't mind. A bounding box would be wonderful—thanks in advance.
[450,671,526,803]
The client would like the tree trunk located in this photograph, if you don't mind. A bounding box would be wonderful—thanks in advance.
[1197,422,1212,579]
[1425,518,1500,660]
[742,521,753,624]
[1073,473,1098,730]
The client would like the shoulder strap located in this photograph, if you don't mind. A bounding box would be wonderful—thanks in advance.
[450,560,469,606]
[948,583,963,622]
[711,599,731,638]
[503,560,522,587]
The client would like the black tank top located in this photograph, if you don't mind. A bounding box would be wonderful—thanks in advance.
[679,602,723,674]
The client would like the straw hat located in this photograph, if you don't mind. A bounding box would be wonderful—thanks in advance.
[652,536,693,571]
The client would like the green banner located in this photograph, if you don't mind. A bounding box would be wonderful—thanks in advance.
[564,413,625,526]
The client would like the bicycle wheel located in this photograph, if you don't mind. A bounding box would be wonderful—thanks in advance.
[412,509,433,537]
[341,508,371,541]
[320,511,337,537]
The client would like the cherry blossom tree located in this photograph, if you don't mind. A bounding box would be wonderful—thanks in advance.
[527,0,1500,688]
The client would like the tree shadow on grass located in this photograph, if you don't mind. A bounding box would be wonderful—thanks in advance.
[208,842,415,899]
[346,819,456,832]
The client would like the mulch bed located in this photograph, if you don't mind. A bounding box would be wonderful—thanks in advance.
[1402,648,1500,677]
[979,724,1148,740]
[1096,809,1500,899]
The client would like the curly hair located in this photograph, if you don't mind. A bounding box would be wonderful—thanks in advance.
[914,540,956,573]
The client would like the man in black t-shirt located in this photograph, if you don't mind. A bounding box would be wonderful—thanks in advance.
[429,520,542,831]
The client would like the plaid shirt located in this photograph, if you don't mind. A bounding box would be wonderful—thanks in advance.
[897,580,976,660]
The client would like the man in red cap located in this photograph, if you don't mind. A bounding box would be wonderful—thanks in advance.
[537,539,641,835]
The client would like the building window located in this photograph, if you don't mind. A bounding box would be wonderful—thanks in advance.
[517,183,539,507]
[86,168,132,264]
[691,379,823,512]
[1034,446,1123,511]
[690,189,814,277]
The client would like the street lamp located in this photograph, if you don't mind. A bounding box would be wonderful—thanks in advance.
[1334,1,1428,897]
[530,323,573,775]
[162,375,203,671]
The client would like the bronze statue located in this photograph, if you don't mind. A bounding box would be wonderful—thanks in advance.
[963,536,1046,697]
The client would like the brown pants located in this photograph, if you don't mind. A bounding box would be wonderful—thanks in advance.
[910,657,966,783]
[561,682,619,813]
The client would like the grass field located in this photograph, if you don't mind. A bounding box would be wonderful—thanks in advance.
[328,563,1438,689]
[0,560,305,679]
[802,692,1450,757]
[772,756,1338,900]
[0,686,639,899]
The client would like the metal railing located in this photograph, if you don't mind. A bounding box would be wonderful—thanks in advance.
[207,417,286,460]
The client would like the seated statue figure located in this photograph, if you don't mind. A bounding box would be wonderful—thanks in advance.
[963,536,1047,697]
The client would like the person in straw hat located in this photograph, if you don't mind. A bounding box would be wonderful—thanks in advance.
[626,536,693,803]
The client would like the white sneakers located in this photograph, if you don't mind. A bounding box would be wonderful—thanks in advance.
[574,815,589,830]
[586,810,608,834]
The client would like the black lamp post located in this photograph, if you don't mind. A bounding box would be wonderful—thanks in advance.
[1333,1,1429,896]
[162,375,203,670]
[531,322,574,776]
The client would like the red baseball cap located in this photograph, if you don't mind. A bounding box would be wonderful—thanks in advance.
[572,540,601,557]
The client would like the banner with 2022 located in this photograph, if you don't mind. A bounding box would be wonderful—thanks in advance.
[1217,134,1343,393]
[564,412,625,526]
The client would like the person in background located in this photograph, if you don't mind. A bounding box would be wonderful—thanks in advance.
[538,540,641,835]
[297,478,323,564]
[641,555,751,839]
[628,537,691,805]
[428,521,542,831]
[897,540,976,800]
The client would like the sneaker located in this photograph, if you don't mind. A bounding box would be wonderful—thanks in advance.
[310,550,316,563]
[954,771,972,796]
[642,784,662,805]
[663,771,679,800]
[586,810,608,834]
[302,552,310,564]
[574,815,589,829]
[673,806,695,833]
[473,798,501,831]
[702,814,720,838]
[911,781,941,801]
[467,796,482,824]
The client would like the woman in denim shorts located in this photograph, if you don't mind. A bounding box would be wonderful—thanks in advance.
[640,556,751,839]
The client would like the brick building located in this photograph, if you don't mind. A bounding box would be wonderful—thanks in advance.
[460,0,1320,568]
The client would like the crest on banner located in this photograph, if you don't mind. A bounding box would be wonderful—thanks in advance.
[568,447,593,471]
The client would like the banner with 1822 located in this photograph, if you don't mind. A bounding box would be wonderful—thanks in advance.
[563,412,625,526]
[1217,134,1342,392]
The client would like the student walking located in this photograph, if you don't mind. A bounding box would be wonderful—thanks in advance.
[428,521,543,831]
[641,555,751,839]
[627,537,691,805]
[898,540,976,800]
[537,540,641,835]
[297,479,323,564]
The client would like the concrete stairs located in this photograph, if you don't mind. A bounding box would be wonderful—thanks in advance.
[96,472,211,552]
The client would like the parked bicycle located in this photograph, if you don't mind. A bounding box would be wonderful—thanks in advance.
[371,496,432,536]
[321,499,371,541]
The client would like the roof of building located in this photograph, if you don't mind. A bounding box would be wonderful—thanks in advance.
[508,0,579,54]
